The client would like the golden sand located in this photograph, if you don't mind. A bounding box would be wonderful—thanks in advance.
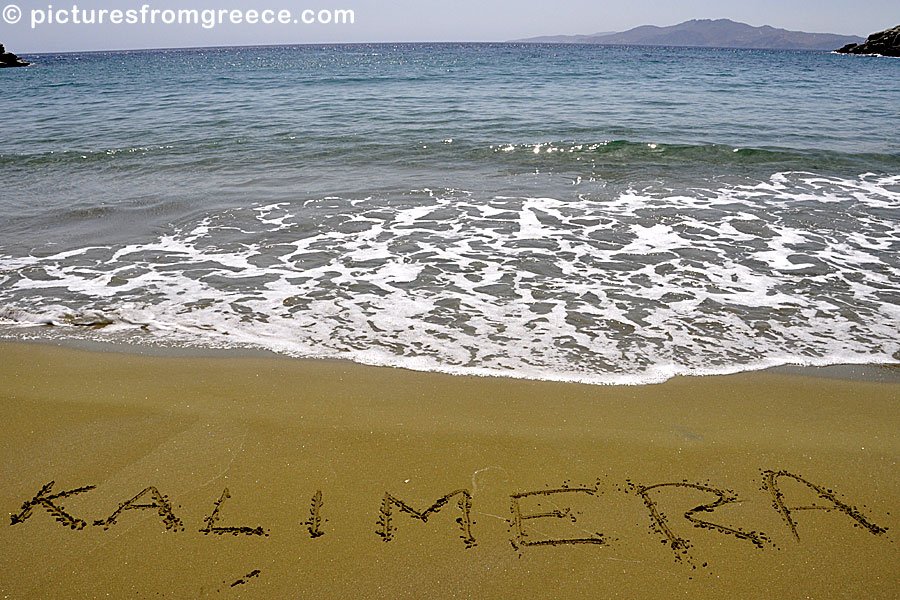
[1,341,898,598]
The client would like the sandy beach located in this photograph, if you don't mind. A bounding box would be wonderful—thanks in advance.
[0,340,897,598]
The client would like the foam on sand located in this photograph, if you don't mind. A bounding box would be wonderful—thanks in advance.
[1,172,898,384]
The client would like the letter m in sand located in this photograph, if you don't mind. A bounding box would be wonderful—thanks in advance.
[376,488,476,548]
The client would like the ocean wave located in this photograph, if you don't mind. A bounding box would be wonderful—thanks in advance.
[2,171,899,385]
[2,139,899,173]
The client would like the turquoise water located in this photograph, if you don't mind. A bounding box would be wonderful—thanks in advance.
[1,44,899,383]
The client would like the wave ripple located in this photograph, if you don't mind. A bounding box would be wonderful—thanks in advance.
[1,171,899,384]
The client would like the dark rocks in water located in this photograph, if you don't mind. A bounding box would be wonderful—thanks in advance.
[836,25,900,57]
[0,43,31,67]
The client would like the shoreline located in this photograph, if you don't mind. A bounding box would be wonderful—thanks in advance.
[3,334,900,385]
[1,340,899,598]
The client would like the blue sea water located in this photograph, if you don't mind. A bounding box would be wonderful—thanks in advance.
[1,43,899,383]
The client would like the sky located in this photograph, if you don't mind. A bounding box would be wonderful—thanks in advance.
[1,0,898,53]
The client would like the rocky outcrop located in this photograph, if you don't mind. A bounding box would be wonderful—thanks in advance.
[0,43,31,67]
[836,25,900,57]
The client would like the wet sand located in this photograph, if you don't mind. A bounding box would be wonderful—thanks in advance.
[1,341,898,598]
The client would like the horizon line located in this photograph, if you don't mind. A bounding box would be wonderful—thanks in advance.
[18,40,853,56]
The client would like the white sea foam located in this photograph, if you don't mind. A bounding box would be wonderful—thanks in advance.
[1,172,899,385]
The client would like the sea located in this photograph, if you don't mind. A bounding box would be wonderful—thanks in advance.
[1,43,899,384]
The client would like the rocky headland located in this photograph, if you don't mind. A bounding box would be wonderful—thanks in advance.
[0,43,30,68]
[836,25,900,57]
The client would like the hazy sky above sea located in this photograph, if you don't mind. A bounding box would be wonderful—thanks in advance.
[2,0,897,52]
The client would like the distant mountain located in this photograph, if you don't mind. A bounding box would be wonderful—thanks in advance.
[512,31,616,43]
[513,19,864,51]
